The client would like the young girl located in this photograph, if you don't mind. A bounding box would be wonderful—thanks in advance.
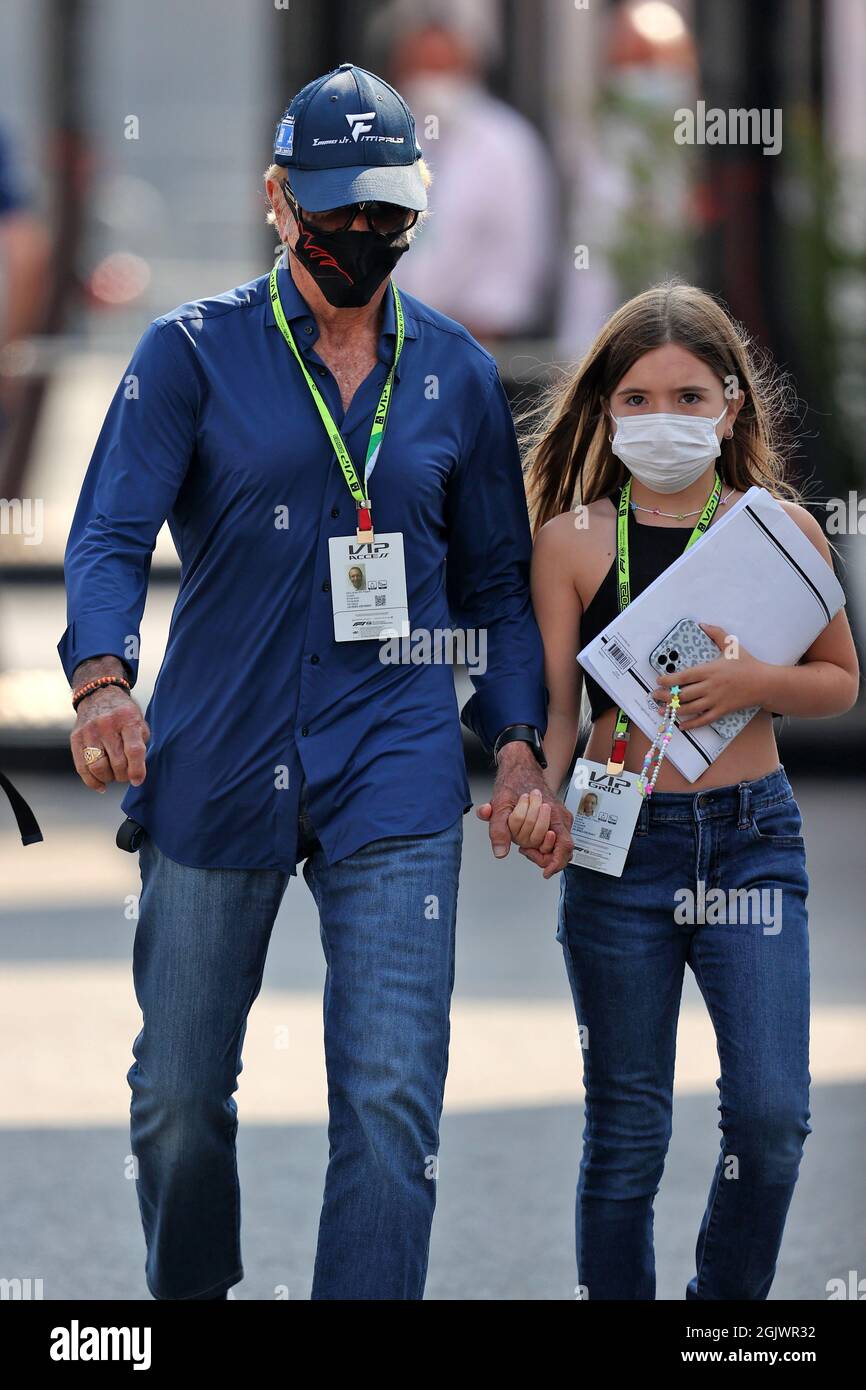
[510,282,859,1300]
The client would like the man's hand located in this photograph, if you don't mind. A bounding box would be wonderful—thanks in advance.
[476,741,573,879]
[70,685,150,792]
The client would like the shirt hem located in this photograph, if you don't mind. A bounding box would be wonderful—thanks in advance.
[121,803,472,873]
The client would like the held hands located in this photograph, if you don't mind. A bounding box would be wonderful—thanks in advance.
[70,686,150,792]
[653,623,765,731]
[476,741,573,880]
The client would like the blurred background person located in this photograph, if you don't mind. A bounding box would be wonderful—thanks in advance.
[557,0,698,352]
[0,119,49,847]
[0,123,50,440]
[374,0,559,340]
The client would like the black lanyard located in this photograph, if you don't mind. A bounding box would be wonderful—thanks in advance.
[0,770,43,845]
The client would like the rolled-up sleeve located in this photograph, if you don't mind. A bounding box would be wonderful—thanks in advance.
[446,360,547,750]
[58,320,198,686]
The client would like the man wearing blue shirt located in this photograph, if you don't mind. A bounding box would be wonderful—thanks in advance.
[60,64,572,1301]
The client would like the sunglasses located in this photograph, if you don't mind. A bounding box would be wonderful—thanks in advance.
[281,183,418,238]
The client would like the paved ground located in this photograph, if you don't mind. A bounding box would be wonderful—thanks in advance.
[1,772,864,1300]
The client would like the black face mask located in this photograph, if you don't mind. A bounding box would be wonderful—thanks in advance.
[289,222,409,307]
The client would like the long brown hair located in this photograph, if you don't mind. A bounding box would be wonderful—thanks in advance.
[523,280,802,536]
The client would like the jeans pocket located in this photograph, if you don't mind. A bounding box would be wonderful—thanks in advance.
[749,797,805,848]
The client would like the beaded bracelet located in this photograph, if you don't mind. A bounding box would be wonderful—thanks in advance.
[636,685,681,798]
[72,674,132,711]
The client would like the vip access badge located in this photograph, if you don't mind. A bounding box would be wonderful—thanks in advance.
[564,759,643,877]
[328,533,410,642]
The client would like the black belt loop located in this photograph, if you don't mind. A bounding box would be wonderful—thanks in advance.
[737,782,752,830]
[0,770,43,846]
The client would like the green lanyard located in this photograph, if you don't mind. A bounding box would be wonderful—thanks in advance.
[268,264,405,539]
[606,472,723,774]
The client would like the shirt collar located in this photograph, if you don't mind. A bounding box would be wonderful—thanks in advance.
[265,257,417,379]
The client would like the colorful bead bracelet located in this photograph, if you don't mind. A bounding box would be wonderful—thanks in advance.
[636,685,681,798]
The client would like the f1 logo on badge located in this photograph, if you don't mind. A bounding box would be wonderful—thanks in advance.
[346,111,376,141]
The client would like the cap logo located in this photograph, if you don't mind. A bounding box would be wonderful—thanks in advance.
[345,111,376,142]
[275,116,294,157]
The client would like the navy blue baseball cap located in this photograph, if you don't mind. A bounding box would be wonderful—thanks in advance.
[272,62,427,213]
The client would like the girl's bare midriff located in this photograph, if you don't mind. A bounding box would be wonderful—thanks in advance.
[583,706,781,792]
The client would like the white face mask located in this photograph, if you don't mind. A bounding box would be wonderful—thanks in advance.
[610,407,728,494]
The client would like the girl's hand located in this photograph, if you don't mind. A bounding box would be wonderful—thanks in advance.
[653,623,766,731]
[507,787,556,852]
[476,745,573,877]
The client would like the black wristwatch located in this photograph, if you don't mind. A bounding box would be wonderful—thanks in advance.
[493,723,547,769]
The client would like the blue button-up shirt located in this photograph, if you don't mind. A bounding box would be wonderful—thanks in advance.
[59,264,546,870]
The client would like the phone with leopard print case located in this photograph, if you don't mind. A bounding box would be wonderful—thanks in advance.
[649,618,760,743]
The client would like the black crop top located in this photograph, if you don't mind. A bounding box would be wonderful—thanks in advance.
[577,495,787,722]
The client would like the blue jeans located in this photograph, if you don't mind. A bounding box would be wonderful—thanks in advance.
[128,790,463,1300]
[557,765,811,1300]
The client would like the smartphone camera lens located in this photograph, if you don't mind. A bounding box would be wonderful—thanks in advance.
[669,650,679,661]
[666,662,677,673]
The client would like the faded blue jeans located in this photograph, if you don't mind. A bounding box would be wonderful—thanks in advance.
[557,765,811,1300]
[128,789,463,1300]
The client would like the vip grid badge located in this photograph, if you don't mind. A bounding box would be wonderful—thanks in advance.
[565,760,643,877]
[328,533,409,642]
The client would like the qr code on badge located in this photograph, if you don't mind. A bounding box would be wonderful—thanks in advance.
[375,594,386,606]
[599,826,612,842]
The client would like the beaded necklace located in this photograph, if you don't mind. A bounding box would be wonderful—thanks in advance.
[629,489,733,521]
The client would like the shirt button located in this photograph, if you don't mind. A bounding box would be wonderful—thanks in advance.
[310,654,320,665]
[317,367,326,377]
[303,325,313,335]
[301,726,309,737]
[322,580,331,592]
[330,506,340,518]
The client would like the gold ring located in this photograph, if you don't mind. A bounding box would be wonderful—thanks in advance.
[83,745,106,765]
